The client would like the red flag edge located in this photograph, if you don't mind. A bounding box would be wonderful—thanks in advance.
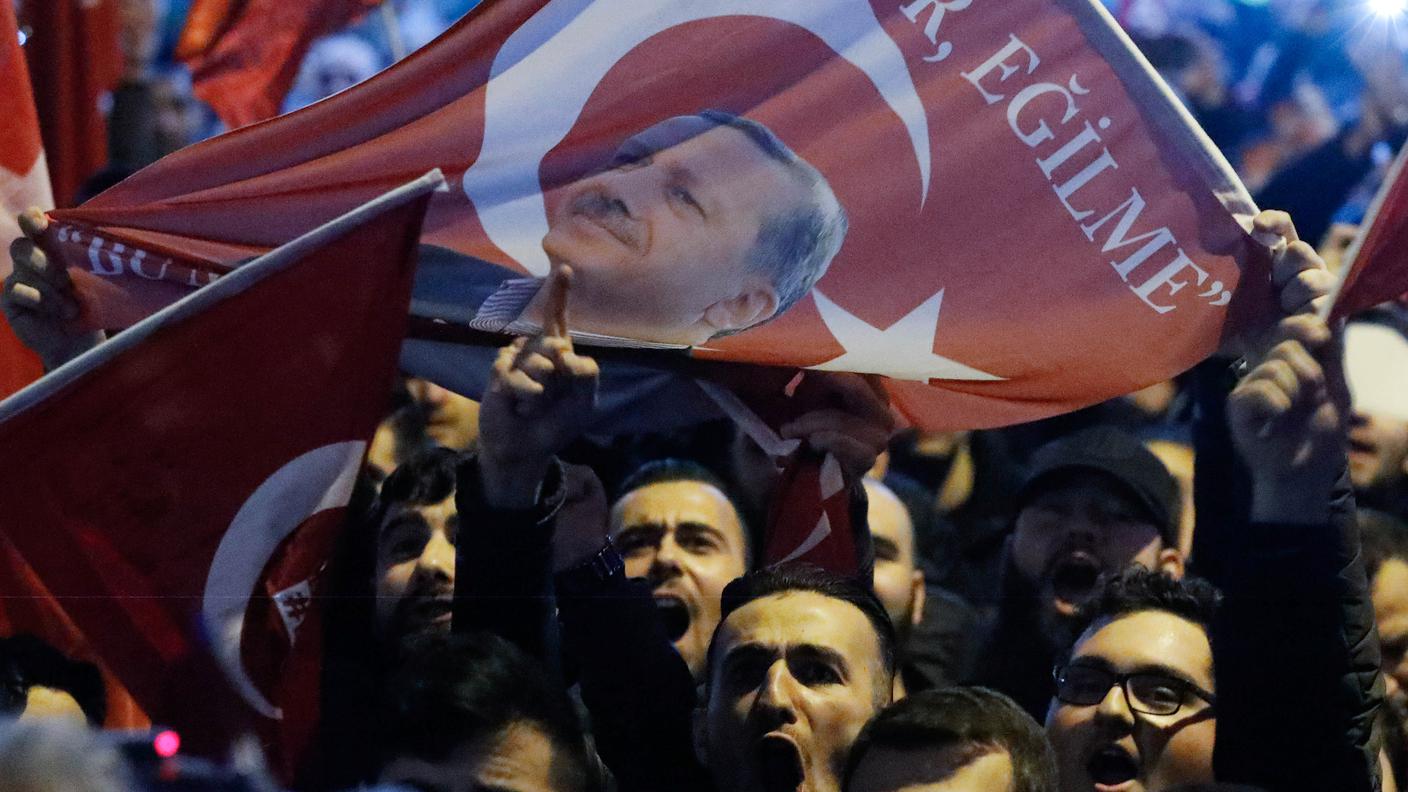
[1325,142,1408,322]
[0,168,448,423]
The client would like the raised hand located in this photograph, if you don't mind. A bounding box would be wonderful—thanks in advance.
[1228,313,1348,524]
[477,266,600,508]
[779,372,896,480]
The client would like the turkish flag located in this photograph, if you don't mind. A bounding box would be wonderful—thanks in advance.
[0,172,437,769]
[18,0,124,206]
[1330,143,1408,321]
[48,0,1269,431]
[0,533,149,728]
[178,0,384,128]
[0,0,48,399]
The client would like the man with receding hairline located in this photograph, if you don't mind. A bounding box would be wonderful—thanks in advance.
[695,565,897,792]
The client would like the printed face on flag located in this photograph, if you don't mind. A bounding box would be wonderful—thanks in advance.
[53,0,1266,430]
[532,114,838,345]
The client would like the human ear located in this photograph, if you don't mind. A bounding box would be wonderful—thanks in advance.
[1157,548,1186,579]
[703,286,778,334]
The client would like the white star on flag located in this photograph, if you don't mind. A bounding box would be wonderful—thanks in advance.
[807,289,1003,382]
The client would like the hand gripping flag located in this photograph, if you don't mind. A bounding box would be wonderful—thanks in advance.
[0,0,49,398]
[177,0,385,128]
[45,0,1270,432]
[0,171,440,771]
[1327,142,1408,321]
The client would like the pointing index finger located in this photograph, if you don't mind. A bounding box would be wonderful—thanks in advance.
[544,264,572,339]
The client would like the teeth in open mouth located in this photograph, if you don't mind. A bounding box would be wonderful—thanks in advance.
[1087,746,1138,786]
[654,597,690,641]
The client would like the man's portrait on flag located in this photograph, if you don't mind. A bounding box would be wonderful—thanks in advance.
[415,109,846,348]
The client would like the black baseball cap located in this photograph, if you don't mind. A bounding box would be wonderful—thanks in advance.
[1016,426,1180,545]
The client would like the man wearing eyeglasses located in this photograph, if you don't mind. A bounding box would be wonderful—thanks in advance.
[1045,302,1383,792]
[1045,567,1220,792]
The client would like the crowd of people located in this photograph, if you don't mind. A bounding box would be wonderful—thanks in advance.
[3,1,1408,792]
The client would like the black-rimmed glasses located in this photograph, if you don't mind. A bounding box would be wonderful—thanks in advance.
[1053,663,1216,716]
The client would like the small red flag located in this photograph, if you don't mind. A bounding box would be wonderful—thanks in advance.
[179,0,383,129]
[18,0,124,206]
[1330,144,1408,321]
[0,171,439,771]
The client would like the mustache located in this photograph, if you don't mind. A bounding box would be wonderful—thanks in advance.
[569,189,642,250]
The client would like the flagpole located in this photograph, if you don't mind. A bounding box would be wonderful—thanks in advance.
[379,1,406,62]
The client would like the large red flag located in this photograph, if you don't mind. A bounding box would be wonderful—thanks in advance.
[18,0,124,206]
[47,0,1270,431]
[0,172,438,769]
[178,0,384,128]
[1329,143,1408,321]
[0,0,47,398]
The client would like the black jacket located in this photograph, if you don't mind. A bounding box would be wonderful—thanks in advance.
[1191,360,1382,792]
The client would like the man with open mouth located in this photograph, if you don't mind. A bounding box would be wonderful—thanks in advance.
[975,427,1185,720]
[609,459,753,681]
[696,565,897,792]
[371,447,463,647]
[1044,567,1218,792]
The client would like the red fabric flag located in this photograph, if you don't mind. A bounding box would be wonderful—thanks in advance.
[179,0,383,128]
[50,0,1272,431]
[0,172,438,769]
[0,533,149,729]
[0,0,48,398]
[18,0,124,206]
[1330,143,1408,321]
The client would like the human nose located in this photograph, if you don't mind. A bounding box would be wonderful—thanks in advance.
[415,528,455,583]
[647,536,682,584]
[1093,679,1137,730]
[754,660,800,725]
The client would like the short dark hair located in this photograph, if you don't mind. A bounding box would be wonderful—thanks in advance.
[1360,508,1408,581]
[710,564,897,696]
[1064,567,1221,663]
[614,110,846,335]
[372,446,460,525]
[615,458,753,567]
[377,632,600,791]
[0,634,106,726]
[697,109,847,331]
[844,686,1058,792]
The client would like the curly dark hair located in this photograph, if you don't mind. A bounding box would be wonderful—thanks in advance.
[1062,567,1221,663]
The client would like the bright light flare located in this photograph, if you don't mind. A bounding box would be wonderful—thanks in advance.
[1370,0,1408,18]
[152,730,181,759]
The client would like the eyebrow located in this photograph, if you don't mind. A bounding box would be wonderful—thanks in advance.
[788,644,851,675]
[675,521,729,544]
[1071,657,1206,689]
[381,511,429,541]
[613,522,665,540]
[871,536,900,560]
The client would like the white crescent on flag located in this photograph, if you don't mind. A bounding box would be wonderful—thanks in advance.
[463,0,933,276]
[202,440,366,719]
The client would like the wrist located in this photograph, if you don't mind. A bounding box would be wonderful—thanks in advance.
[1250,476,1333,524]
[477,450,551,510]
